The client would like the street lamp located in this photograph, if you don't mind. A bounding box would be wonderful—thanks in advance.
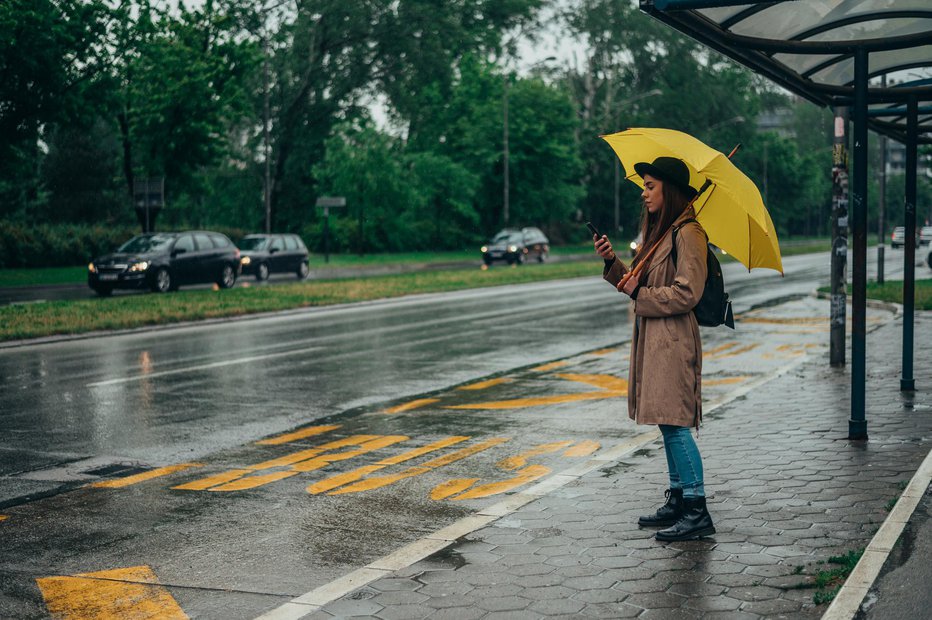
[503,56,556,226]
[613,89,663,232]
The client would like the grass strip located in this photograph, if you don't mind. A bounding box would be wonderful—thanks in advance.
[0,260,603,342]
[817,280,932,310]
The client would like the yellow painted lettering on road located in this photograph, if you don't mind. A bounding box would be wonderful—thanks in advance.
[175,435,408,492]
[497,441,574,470]
[325,437,509,495]
[446,373,626,410]
[531,361,568,372]
[257,424,341,445]
[383,398,440,414]
[308,436,470,494]
[589,347,617,356]
[705,343,759,360]
[433,464,551,501]
[457,378,512,391]
[0,515,7,522]
[704,376,750,386]
[563,440,600,457]
[704,342,738,356]
[89,463,204,489]
[37,565,187,620]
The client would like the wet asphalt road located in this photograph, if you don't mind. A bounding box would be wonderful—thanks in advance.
[0,250,921,619]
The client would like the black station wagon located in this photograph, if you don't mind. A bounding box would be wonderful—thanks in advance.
[88,231,241,296]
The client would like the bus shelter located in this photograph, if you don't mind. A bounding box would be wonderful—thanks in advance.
[639,1,932,439]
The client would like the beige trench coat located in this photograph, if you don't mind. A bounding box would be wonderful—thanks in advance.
[604,211,707,428]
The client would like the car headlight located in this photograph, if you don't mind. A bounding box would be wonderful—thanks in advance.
[480,246,487,253]
[88,262,97,273]
[629,241,638,251]
[241,256,252,265]
[508,245,518,253]
[128,261,149,272]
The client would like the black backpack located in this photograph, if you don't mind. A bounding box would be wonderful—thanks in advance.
[671,219,735,329]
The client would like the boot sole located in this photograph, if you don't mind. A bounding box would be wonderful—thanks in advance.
[638,519,678,527]
[655,526,716,541]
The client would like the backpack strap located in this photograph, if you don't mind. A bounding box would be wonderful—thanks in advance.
[670,218,698,265]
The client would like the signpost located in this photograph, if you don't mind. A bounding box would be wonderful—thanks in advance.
[133,177,164,233]
[315,197,346,263]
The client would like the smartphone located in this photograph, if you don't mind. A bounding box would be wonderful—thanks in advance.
[586,221,602,238]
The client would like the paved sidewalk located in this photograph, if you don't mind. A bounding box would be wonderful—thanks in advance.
[308,308,932,620]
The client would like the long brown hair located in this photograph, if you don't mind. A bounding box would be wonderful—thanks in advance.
[631,180,692,273]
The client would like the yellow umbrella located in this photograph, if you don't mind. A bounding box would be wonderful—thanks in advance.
[602,127,783,274]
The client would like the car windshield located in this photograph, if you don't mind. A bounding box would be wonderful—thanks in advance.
[117,234,175,253]
[238,237,269,251]
[491,232,522,244]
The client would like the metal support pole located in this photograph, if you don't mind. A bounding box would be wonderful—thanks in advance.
[830,107,849,367]
[849,48,868,440]
[902,95,918,392]
[877,75,886,284]
[263,33,272,234]
[322,206,330,264]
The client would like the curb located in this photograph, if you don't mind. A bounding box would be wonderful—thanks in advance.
[821,447,932,620]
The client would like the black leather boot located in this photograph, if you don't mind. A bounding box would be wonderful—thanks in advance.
[655,496,715,541]
[638,488,684,527]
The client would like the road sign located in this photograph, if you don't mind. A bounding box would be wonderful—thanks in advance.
[315,197,346,208]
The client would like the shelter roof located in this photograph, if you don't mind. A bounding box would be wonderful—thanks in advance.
[639,1,932,143]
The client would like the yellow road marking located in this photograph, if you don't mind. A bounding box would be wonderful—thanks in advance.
[89,463,203,489]
[382,398,440,414]
[446,374,627,410]
[37,565,187,620]
[457,378,512,391]
[256,424,341,445]
[497,441,574,470]
[323,437,509,495]
[308,436,470,494]
[0,515,7,522]
[175,436,408,492]
[589,348,617,356]
[704,342,738,355]
[531,361,568,372]
[739,316,825,325]
[705,343,759,360]
[173,469,254,491]
[434,464,551,501]
[704,376,751,386]
[563,440,600,457]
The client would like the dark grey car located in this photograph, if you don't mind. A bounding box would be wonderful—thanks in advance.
[238,234,310,280]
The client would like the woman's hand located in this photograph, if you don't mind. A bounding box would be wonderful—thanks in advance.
[593,234,615,261]
[618,275,639,297]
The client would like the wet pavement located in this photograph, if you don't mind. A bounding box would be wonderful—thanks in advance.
[295,302,932,620]
[1,250,930,619]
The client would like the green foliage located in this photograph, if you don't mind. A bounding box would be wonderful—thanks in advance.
[0,222,138,268]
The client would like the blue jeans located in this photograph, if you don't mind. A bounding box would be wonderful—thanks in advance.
[659,425,705,498]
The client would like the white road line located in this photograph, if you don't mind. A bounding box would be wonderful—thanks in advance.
[253,354,812,620]
[86,347,323,387]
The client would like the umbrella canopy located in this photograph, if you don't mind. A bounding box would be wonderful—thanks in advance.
[602,127,783,274]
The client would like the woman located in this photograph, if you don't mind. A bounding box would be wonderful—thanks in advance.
[593,156,715,541]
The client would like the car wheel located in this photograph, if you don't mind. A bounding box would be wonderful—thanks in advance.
[93,286,113,297]
[538,252,547,263]
[928,252,932,270]
[218,264,236,289]
[256,262,270,281]
[296,261,309,279]
[151,268,172,293]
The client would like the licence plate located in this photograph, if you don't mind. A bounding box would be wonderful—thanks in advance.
[99,274,118,281]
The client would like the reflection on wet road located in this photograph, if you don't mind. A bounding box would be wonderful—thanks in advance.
[0,251,906,618]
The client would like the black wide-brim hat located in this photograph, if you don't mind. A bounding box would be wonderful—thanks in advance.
[633,156,698,200]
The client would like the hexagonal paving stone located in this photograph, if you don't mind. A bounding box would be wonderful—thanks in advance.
[624,592,687,609]
[476,596,533,612]
[427,606,485,620]
[529,597,586,616]
[376,603,434,620]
